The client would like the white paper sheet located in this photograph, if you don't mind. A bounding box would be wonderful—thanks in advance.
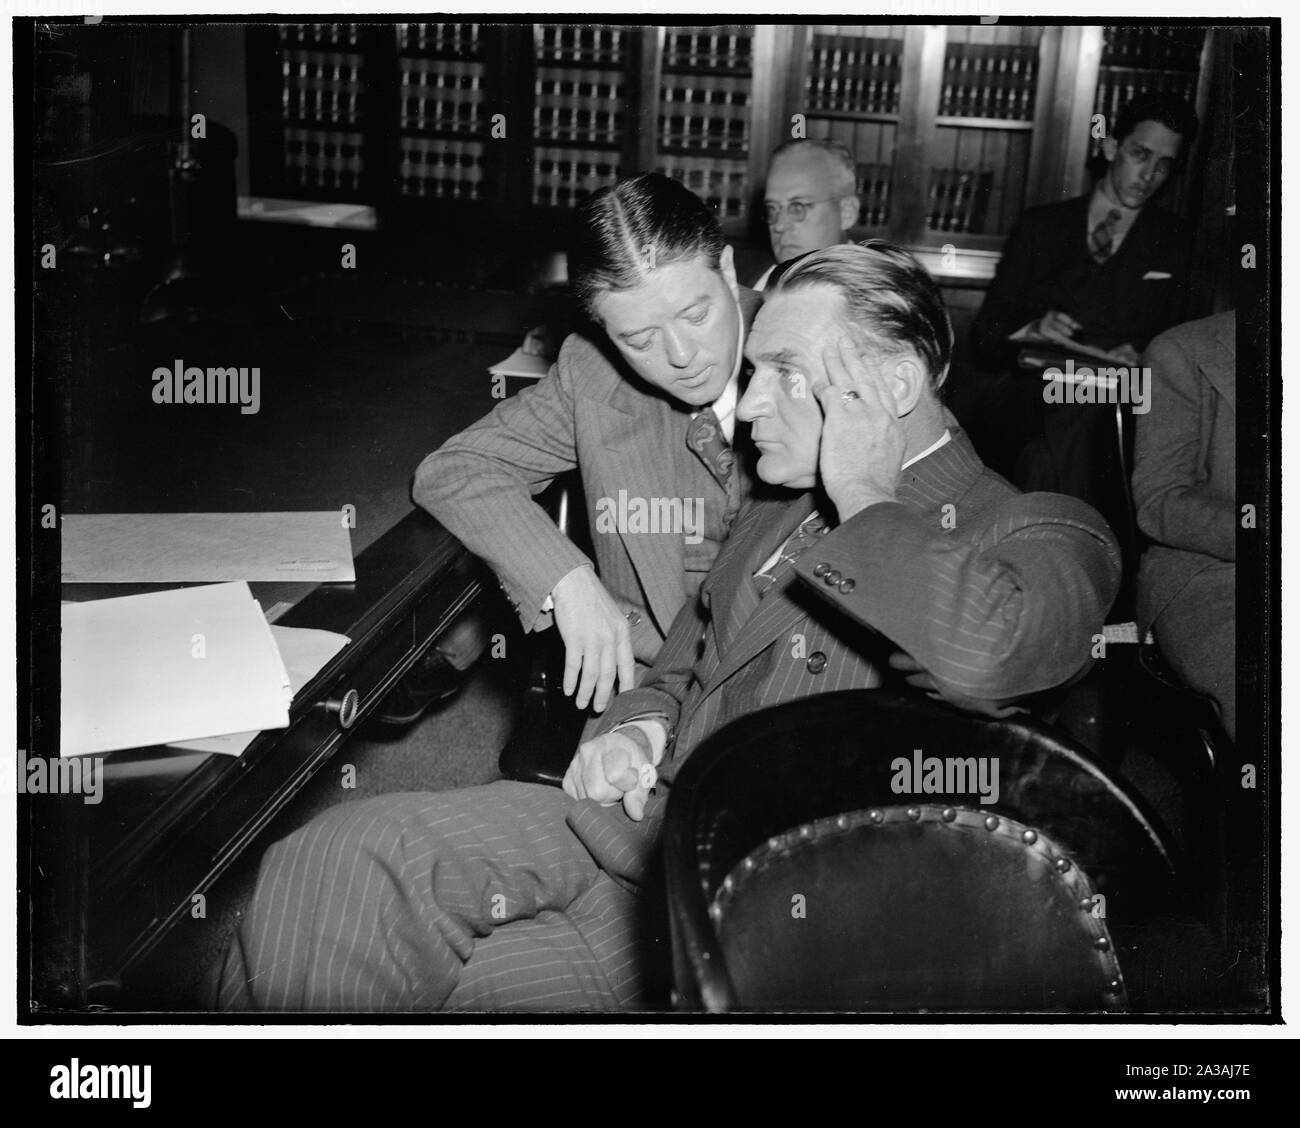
[165,625,351,756]
[61,582,292,757]
[61,512,356,584]
[488,347,551,380]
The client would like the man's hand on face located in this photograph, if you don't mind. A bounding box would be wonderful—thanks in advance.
[550,566,637,713]
[561,728,661,821]
[814,331,908,521]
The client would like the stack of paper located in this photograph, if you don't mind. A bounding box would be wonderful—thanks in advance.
[488,347,551,381]
[61,582,293,757]
[166,625,350,756]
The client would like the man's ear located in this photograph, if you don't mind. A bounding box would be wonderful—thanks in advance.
[1101,136,1119,164]
[719,243,739,297]
[838,194,861,236]
[889,355,928,417]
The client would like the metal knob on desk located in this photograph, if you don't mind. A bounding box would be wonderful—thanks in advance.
[322,687,361,730]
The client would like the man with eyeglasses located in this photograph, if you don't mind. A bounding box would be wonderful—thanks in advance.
[753,138,861,290]
[964,93,1199,530]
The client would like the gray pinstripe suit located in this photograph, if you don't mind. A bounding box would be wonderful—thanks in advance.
[413,289,762,666]
[216,430,1119,1012]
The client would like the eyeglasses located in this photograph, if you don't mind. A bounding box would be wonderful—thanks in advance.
[763,197,841,226]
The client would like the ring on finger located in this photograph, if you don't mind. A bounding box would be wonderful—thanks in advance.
[840,389,861,403]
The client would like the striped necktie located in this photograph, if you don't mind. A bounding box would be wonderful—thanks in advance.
[1089,208,1123,263]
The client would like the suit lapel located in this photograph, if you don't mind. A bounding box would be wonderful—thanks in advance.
[593,392,692,636]
[700,492,817,692]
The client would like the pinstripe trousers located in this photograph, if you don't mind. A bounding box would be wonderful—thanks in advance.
[215,781,669,1012]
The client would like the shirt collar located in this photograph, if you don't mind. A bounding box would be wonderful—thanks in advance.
[902,429,951,470]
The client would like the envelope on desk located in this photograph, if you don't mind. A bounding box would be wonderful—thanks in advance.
[61,582,293,757]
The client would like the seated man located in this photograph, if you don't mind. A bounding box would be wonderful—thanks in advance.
[415,173,761,711]
[215,241,1120,1012]
[1133,310,1236,741]
[965,93,1199,511]
[753,137,861,290]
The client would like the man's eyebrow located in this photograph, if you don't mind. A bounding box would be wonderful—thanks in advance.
[754,346,803,366]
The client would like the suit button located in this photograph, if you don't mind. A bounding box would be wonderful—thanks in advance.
[824,570,842,586]
[838,578,855,594]
[806,651,827,675]
[625,610,642,626]
[812,562,830,577]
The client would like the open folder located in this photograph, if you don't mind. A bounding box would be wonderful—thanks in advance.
[61,582,293,757]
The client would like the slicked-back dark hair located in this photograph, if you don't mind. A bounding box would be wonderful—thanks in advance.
[1114,92,1200,152]
[772,240,954,388]
[568,173,725,317]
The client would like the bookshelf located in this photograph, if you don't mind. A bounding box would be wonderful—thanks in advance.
[397,22,488,202]
[531,24,628,209]
[267,23,371,201]
[243,22,1216,258]
[655,26,754,222]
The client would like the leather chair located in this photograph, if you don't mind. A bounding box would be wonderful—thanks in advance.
[664,689,1222,1013]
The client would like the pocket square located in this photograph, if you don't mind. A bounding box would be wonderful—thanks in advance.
[1142,270,1172,280]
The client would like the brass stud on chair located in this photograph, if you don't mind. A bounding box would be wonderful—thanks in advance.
[1055,857,1072,874]
[907,807,922,821]
[983,815,999,831]
[1021,829,1038,845]
[743,856,756,872]
[1094,936,1111,952]
[941,807,957,822]
[836,815,849,830]
[1080,895,1096,912]
[869,808,884,824]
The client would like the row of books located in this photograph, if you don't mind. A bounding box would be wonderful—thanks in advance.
[662,26,752,72]
[925,169,992,234]
[937,43,1039,121]
[534,70,625,145]
[850,167,893,228]
[535,24,626,67]
[398,22,483,59]
[532,147,621,208]
[279,24,360,50]
[656,156,748,219]
[659,73,750,152]
[399,137,486,199]
[283,127,366,193]
[280,50,365,126]
[805,35,903,116]
[399,59,486,133]
[1101,26,1205,71]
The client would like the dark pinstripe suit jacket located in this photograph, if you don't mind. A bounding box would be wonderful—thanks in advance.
[568,429,1121,884]
[414,289,763,665]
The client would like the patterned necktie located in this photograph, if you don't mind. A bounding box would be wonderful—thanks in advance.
[1089,207,1123,263]
[755,511,828,598]
[685,406,735,491]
